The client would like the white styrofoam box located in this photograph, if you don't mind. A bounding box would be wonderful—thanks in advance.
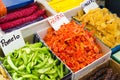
[36,18,111,80]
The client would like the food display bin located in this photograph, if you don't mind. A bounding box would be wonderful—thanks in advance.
[35,16,111,79]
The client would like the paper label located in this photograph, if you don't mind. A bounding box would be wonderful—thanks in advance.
[48,13,69,30]
[0,30,25,55]
[81,0,99,13]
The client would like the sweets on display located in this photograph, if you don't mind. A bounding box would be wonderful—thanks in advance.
[48,0,84,12]
[74,8,120,48]
[44,21,103,72]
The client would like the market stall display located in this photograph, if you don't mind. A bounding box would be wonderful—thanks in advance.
[74,8,120,48]
[0,0,119,80]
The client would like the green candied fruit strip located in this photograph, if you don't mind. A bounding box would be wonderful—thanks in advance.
[7,56,18,71]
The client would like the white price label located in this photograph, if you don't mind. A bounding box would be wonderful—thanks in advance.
[81,0,99,13]
[48,13,69,30]
[0,30,25,55]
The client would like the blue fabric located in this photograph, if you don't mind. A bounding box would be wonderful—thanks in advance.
[2,0,34,11]
[111,45,120,54]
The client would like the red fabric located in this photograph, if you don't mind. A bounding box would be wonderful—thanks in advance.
[0,9,45,30]
[42,14,48,18]
[0,3,39,24]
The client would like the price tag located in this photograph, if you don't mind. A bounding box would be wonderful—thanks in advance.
[48,12,69,30]
[81,0,99,13]
[0,30,25,55]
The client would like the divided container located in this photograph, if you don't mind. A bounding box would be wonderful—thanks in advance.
[0,1,113,80]
[79,58,120,80]
[36,16,111,80]
[5,5,111,79]
[0,33,72,80]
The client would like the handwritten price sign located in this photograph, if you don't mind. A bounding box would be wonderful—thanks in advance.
[81,0,99,13]
[48,13,69,30]
[0,30,25,55]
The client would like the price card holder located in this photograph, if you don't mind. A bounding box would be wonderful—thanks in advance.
[0,30,25,55]
[81,0,99,13]
[48,12,69,30]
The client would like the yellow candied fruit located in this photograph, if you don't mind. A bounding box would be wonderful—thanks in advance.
[48,0,84,12]
[75,8,120,48]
